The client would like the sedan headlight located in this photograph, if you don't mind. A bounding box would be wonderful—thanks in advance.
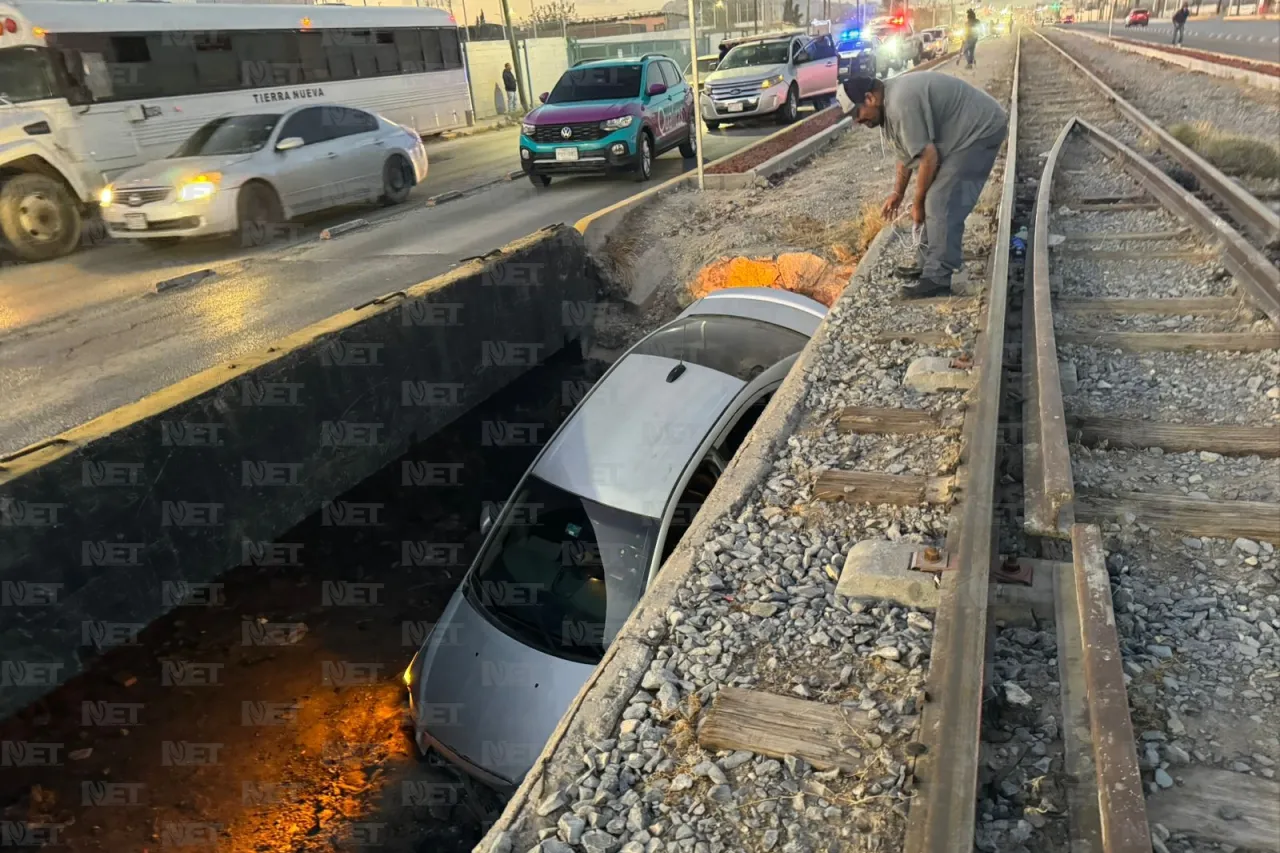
[177,172,221,202]
[521,122,536,137]
[760,75,786,89]
[98,186,113,207]
[600,115,634,131]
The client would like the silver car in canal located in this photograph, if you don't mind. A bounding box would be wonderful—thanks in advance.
[405,287,827,789]
[100,105,427,246]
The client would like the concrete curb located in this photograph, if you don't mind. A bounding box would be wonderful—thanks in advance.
[425,190,464,206]
[703,116,855,190]
[154,268,216,294]
[477,221,903,853]
[440,118,517,140]
[1064,28,1280,89]
[318,218,370,240]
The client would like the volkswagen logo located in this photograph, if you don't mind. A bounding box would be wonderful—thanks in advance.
[560,126,572,139]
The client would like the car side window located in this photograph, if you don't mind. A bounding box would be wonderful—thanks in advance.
[661,60,682,89]
[811,36,835,59]
[646,61,665,90]
[278,107,327,146]
[659,456,720,567]
[718,391,774,459]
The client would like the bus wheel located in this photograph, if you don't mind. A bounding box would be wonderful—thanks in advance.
[236,182,283,248]
[0,173,82,262]
[380,155,414,206]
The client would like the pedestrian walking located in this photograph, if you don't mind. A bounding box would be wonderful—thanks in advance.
[1172,1,1189,45]
[502,62,519,114]
[962,9,980,68]
[837,73,1009,299]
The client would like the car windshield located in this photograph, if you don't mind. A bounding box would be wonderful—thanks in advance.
[631,314,809,381]
[172,114,282,158]
[719,41,793,69]
[547,65,642,103]
[695,58,720,75]
[0,47,61,104]
[464,475,657,664]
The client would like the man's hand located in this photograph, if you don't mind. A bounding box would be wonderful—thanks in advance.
[911,198,926,226]
[881,191,904,219]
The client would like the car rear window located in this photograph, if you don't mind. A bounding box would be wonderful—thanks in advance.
[547,64,642,103]
[631,314,808,381]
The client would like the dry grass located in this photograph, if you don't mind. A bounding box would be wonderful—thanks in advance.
[778,204,887,264]
[1168,120,1280,181]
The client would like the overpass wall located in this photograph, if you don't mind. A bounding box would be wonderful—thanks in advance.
[0,225,598,720]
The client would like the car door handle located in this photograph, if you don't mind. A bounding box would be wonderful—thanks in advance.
[326,152,339,158]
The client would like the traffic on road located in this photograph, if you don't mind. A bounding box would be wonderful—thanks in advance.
[1067,15,1280,62]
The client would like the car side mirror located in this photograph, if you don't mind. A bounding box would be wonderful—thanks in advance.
[646,82,668,97]
[538,91,549,103]
[480,504,497,536]
[275,136,304,152]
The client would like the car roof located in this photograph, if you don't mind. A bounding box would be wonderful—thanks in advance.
[532,354,747,519]
[572,57,651,69]
[676,287,826,338]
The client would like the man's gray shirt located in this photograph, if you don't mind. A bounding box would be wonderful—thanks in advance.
[881,72,1007,168]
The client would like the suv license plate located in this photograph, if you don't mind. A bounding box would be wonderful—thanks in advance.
[555,147,579,162]
[124,213,147,231]
[726,102,745,113]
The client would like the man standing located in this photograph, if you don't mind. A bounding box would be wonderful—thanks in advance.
[1172,1,1190,45]
[502,62,519,114]
[963,9,980,68]
[837,73,1008,298]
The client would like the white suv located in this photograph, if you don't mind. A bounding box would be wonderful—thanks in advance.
[700,33,839,129]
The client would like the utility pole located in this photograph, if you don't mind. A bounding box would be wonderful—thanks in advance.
[500,0,528,109]
[1107,0,1115,36]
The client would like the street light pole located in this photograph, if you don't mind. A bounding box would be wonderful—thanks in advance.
[1107,0,1115,37]
[688,0,706,190]
[499,0,527,109]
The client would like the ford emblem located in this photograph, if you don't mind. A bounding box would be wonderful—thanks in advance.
[560,126,572,139]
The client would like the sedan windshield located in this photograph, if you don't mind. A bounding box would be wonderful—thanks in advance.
[0,47,61,104]
[172,114,282,158]
[719,41,792,69]
[465,475,657,664]
[547,65,642,103]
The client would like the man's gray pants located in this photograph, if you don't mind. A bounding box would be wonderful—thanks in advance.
[919,128,1007,285]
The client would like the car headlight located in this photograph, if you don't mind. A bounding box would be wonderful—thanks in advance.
[177,173,221,202]
[98,186,113,207]
[600,115,634,131]
[760,75,785,89]
[521,122,536,137]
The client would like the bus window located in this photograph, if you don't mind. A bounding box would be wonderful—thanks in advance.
[374,31,398,75]
[79,51,114,101]
[0,46,61,103]
[441,29,462,69]
[192,32,238,92]
[394,30,424,74]
[298,32,330,83]
[420,29,445,71]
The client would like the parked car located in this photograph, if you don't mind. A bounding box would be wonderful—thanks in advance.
[837,34,890,80]
[99,106,426,246]
[923,27,949,55]
[405,287,828,789]
[1062,14,1075,23]
[519,56,695,186]
[700,33,839,129]
[1125,8,1150,25]
[685,54,722,79]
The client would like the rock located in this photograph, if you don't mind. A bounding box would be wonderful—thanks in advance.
[1147,644,1174,659]
[536,790,567,816]
[670,774,694,792]
[1199,451,1222,462]
[1154,768,1174,789]
[1234,538,1261,556]
[580,831,619,853]
[558,813,585,845]
[872,646,901,661]
[539,841,573,853]
[748,602,780,618]
[1003,682,1033,707]
[720,750,754,771]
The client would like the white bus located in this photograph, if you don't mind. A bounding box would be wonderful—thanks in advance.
[0,1,470,261]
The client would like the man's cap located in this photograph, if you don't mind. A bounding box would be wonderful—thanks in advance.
[837,77,877,115]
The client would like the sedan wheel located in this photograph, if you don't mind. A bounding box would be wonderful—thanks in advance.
[380,156,413,206]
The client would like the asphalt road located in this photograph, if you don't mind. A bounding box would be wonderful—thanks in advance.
[0,119,779,456]
[1066,18,1280,62]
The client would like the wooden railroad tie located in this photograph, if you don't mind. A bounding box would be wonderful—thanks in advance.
[836,406,964,436]
[1057,330,1280,353]
[1055,297,1244,316]
[1077,492,1280,544]
[1066,415,1280,457]
[696,686,889,774]
[813,471,955,506]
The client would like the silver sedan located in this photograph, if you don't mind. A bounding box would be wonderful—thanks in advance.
[100,105,428,246]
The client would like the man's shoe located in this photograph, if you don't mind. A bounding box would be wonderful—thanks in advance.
[895,263,923,279]
[899,277,952,299]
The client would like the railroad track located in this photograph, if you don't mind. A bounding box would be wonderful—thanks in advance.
[908,27,1280,853]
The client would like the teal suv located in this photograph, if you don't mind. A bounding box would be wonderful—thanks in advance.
[520,55,697,185]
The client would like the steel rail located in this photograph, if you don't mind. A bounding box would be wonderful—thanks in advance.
[1073,116,1280,326]
[1033,29,1280,250]
[901,34,1021,853]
